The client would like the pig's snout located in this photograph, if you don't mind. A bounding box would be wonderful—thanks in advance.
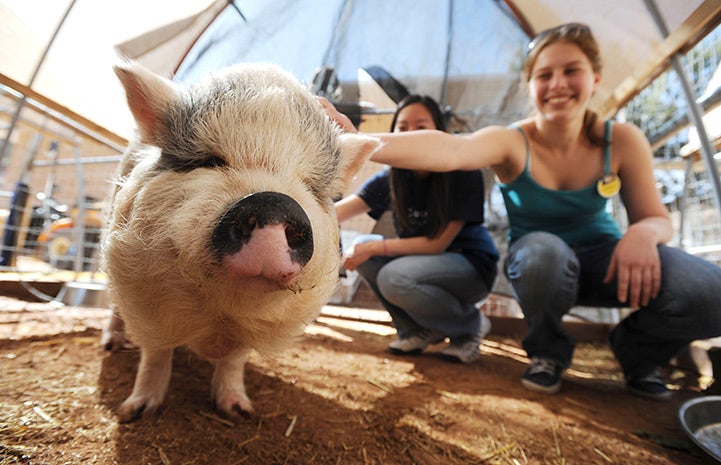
[211,192,314,285]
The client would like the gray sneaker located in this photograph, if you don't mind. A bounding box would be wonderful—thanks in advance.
[440,314,492,364]
[388,330,445,355]
[521,357,564,394]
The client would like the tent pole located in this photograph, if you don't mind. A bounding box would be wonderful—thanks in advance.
[643,0,721,215]
[321,0,354,72]
[0,0,78,175]
[440,0,454,107]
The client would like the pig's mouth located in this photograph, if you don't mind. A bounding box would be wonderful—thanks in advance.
[211,192,314,287]
[219,269,299,291]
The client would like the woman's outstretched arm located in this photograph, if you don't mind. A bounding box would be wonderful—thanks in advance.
[319,97,514,173]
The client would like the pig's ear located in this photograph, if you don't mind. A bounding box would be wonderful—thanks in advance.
[114,61,180,145]
[333,133,382,193]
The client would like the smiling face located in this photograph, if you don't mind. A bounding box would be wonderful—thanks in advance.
[527,40,601,123]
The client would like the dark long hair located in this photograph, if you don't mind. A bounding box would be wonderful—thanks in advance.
[389,95,452,238]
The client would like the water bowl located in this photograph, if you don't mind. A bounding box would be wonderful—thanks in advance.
[679,396,721,463]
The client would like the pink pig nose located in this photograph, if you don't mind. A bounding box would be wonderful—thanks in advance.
[211,192,314,283]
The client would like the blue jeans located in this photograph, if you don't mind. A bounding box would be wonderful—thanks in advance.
[354,236,496,341]
[504,231,721,376]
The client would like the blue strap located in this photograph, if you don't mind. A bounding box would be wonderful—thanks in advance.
[604,120,612,175]
[509,124,530,170]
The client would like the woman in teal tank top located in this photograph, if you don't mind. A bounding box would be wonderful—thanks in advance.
[322,23,721,401]
[500,120,623,246]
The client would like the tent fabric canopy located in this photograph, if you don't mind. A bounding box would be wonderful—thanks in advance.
[0,0,223,142]
[167,0,532,131]
[1,0,720,141]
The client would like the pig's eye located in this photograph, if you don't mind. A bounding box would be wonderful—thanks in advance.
[195,155,228,170]
[158,152,227,172]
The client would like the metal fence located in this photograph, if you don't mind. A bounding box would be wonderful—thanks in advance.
[0,84,123,302]
[623,23,721,264]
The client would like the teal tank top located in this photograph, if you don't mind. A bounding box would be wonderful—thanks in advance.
[498,121,623,245]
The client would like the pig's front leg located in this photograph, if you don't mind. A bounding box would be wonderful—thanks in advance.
[117,347,174,423]
[212,348,254,417]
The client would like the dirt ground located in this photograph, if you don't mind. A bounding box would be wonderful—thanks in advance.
[0,293,714,465]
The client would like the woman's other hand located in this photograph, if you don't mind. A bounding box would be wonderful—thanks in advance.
[604,223,662,309]
[342,240,382,271]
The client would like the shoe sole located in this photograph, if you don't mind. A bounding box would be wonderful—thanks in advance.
[440,353,479,364]
[440,353,463,363]
[627,385,672,400]
[388,347,424,356]
[521,378,561,394]
[388,334,447,356]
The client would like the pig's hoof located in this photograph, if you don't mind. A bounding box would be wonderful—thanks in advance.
[216,394,254,419]
[117,396,162,423]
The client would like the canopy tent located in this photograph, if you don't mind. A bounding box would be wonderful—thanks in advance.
[115,1,721,128]
[2,0,719,214]
[113,0,721,213]
[2,0,720,140]
[165,0,532,130]
[1,0,721,272]
[2,0,721,205]
[0,0,230,147]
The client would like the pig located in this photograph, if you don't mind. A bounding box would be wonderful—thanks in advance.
[101,61,379,423]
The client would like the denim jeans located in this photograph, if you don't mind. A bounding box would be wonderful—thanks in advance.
[353,236,496,341]
[504,231,721,377]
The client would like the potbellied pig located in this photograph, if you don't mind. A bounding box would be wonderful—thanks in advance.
[101,61,379,422]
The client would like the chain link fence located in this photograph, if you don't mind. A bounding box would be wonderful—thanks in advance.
[0,85,123,303]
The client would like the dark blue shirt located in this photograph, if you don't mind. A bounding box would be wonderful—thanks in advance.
[357,168,499,277]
